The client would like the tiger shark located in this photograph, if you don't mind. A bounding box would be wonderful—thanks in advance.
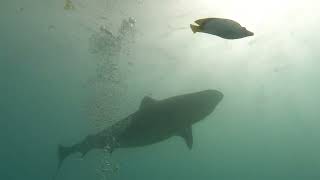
[57,89,223,168]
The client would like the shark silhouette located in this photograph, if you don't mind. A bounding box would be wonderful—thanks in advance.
[57,89,223,169]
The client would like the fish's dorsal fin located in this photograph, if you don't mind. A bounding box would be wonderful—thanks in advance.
[140,96,157,109]
[178,126,193,149]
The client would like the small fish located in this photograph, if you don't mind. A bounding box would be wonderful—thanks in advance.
[190,18,254,39]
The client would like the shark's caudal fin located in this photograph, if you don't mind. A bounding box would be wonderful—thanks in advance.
[190,24,200,33]
[53,133,115,179]
[56,135,106,169]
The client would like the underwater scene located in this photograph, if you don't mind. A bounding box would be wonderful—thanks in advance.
[2,0,320,179]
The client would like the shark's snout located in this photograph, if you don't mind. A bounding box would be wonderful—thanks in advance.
[215,90,224,101]
[213,91,223,105]
[201,89,224,107]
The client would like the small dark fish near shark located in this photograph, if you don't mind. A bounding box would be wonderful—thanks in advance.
[56,90,223,172]
[190,18,254,39]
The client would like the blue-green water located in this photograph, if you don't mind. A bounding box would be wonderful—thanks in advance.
[2,0,320,179]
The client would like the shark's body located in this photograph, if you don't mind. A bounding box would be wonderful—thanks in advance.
[58,89,223,168]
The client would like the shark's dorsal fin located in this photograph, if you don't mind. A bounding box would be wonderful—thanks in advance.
[178,126,193,149]
[140,96,157,109]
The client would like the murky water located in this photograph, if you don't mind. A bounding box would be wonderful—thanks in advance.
[2,0,320,180]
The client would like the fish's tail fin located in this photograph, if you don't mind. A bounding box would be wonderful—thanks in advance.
[190,24,200,33]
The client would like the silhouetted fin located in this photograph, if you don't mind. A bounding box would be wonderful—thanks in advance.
[140,96,157,109]
[58,145,74,169]
[52,145,74,180]
[178,126,193,149]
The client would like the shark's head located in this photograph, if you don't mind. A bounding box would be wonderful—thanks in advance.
[185,89,223,124]
[199,89,224,109]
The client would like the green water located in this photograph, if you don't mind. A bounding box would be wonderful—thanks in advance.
[1,0,320,179]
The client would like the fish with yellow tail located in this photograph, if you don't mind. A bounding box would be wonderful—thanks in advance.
[190,18,254,39]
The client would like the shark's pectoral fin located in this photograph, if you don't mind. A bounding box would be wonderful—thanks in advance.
[140,96,157,109]
[178,126,193,150]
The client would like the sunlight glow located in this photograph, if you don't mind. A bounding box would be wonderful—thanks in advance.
[216,0,300,29]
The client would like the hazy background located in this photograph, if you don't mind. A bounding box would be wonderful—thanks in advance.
[1,0,320,179]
